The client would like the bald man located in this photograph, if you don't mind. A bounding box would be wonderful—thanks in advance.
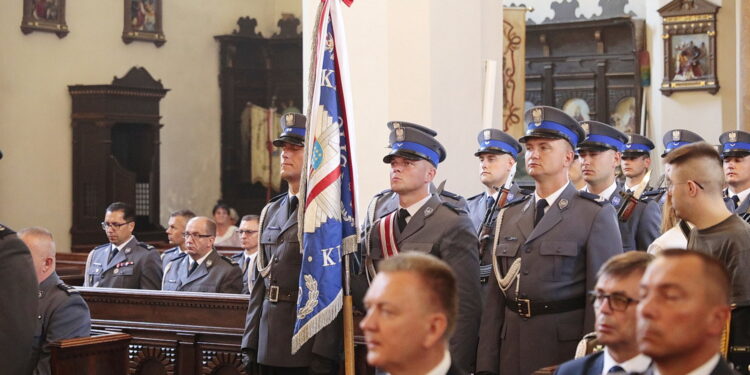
[19,227,90,375]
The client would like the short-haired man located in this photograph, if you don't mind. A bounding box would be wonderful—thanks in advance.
[664,142,750,370]
[84,202,163,289]
[19,227,91,375]
[578,121,660,251]
[361,253,464,375]
[569,154,587,190]
[555,251,654,375]
[720,130,750,220]
[363,121,481,372]
[232,214,259,294]
[476,106,623,375]
[162,216,242,293]
[162,209,196,268]
[466,128,524,295]
[637,250,736,375]
[621,134,656,199]
[640,129,705,205]
[242,113,341,374]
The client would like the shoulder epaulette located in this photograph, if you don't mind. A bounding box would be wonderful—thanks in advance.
[440,201,468,215]
[0,224,16,240]
[269,192,286,203]
[578,191,608,206]
[374,189,391,198]
[504,194,532,207]
[137,242,156,251]
[440,190,462,200]
[518,188,534,196]
[93,243,109,250]
[221,255,237,265]
[467,192,484,201]
[57,283,79,296]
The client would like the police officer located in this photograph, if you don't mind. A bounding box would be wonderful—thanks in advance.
[19,227,91,375]
[621,134,656,198]
[363,121,481,373]
[232,214,260,294]
[162,216,243,293]
[578,121,660,251]
[84,202,163,289]
[720,130,750,219]
[661,128,705,157]
[162,209,196,269]
[476,106,623,375]
[242,113,340,374]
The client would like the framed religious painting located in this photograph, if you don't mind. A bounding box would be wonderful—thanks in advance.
[122,0,165,47]
[20,0,69,38]
[658,0,720,96]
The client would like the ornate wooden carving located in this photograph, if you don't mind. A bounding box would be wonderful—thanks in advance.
[214,17,302,216]
[68,67,169,247]
[200,350,246,375]
[129,344,176,375]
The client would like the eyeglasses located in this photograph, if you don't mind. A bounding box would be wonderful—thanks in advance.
[237,230,259,235]
[588,291,639,312]
[101,221,133,230]
[665,179,704,191]
[183,232,214,240]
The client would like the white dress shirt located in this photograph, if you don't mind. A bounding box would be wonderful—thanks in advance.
[399,193,433,224]
[534,182,570,214]
[601,349,651,375]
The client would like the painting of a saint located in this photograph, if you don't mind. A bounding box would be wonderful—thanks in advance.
[671,34,709,81]
[611,97,637,134]
[32,0,58,21]
[562,98,591,122]
[131,0,156,32]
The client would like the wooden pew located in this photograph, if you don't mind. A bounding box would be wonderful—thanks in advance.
[50,329,131,375]
[79,287,371,375]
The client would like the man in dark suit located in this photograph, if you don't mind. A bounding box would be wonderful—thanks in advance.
[232,214,259,294]
[84,202,163,289]
[555,251,654,375]
[162,216,242,293]
[720,130,750,221]
[162,209,195,268]
[363,121,481,373]
[578,121,661,251]
[361,253,466,375]
[637,250,737,375]
[19,227,91,375]
[476,106,623,375]
[242,113,341,374]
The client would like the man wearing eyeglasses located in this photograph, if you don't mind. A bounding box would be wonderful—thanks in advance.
[162,209,196,269]
[161,216,242,293]
[664,142,750,372]
[555,251,654,375]
[232,214,259,294]
[84,202,162,289]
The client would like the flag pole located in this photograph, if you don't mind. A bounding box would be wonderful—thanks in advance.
[343,253,355,375]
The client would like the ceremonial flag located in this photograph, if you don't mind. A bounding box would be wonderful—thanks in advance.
[292,0,359,357]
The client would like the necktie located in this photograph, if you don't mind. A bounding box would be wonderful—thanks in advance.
[534,199,548,227]
[486,196,496,212]
[108,246,119,264]
[397,208,410,232]
[608,365,626,375]
[732,195,740,208]
[242,256,250,273]
[188,261,199,276]
[288,196,299,218]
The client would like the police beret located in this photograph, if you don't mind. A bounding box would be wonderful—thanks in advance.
[520,106,584,149]
[719,130,750,157]
[474,128,522,158]
[272,112,307,147]
[661,129,704,157]
[383,121,446,166]
[622,133,655,156]
[577,121,628,152]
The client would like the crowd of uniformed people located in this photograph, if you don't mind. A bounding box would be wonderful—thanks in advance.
[2,104,750,375]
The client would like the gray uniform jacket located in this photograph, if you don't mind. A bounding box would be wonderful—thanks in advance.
[31,272,91,375]
[231,252,254,295]
[0,224,38,375]
[161,246,183,269]
[609,186,661,251]
[242,193,342,367]
[162,250,243,293]
[466,183,522,233]
[84,236,163,290]
[476,183,623,375]
[366,193,481,373]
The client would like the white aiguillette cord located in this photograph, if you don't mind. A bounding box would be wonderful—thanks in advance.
[491,207,521,295]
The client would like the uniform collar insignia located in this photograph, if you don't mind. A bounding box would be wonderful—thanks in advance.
[558,198,568,210]
[424,206,434,216]
[206,259,213,268]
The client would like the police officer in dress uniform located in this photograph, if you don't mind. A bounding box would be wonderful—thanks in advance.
[621,134,657,199]
[242,113,341,375]
[578,121,661,251]
[162,217,243,293]
[362,121,481,373]
[475,106,623,375]
[19,227,91,375]
[162,209,196,269]
[84,202,163,289]
[720,130,750,223]
[466,129,525,298]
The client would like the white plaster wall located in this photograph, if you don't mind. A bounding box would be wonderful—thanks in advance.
[0,1,295,252]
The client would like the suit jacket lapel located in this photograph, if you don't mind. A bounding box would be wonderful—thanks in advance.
[398,195,439,243]
[182,250,217,286]
[590,352,604,375]
[104,242,129,273]
[515,197,534,241]
[526,184,575,244]
[279,195,298,235]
